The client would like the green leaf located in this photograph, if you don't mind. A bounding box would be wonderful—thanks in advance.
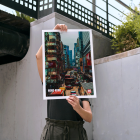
[15,11,35,22]
[111,5,140,54]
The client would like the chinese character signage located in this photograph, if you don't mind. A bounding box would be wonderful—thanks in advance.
[42,29,97,100]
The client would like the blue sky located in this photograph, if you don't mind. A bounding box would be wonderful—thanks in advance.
[0,0,140,25]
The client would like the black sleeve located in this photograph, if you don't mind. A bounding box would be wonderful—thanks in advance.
[81,98,91,106]
[42,81,43,85]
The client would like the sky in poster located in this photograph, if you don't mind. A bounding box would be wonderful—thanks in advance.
[60,31,79,59]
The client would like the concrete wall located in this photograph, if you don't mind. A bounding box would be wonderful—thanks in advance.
[92,48,140,140]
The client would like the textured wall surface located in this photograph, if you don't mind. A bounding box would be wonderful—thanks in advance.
[93,34,113,59]
[92,53,140,140]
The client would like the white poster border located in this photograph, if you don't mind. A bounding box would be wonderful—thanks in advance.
[42,29,97,100]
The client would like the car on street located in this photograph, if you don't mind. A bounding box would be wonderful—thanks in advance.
[75,82,80,86]
[66,85,73,89]
[70,91,77,96]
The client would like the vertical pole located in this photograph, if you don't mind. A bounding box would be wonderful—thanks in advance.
[106,0,109,37]
[106,0,108,21]
[37,0,39,19]
[92,0,96,13]
[52,0,57,13]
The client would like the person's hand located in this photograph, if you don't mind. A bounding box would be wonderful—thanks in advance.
[66,95,81,112]
[53,24,67,31]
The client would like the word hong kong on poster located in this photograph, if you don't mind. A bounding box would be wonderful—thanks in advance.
[42,29,97,100]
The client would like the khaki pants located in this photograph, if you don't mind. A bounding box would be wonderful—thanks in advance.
[40,118,88,140]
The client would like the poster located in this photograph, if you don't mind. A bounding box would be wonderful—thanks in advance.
[42,29,97,100]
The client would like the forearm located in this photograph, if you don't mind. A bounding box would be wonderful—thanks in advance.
[75,106,92,123]
[66,96,92,122]
[36,45,43,82]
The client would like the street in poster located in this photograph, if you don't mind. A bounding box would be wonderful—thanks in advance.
[42,29,97,100]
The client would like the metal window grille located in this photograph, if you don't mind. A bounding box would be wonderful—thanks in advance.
[0,0,115,38]
[0,0,38,18]
[55,0,115,38]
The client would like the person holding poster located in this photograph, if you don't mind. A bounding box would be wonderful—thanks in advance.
[36,24,92,140]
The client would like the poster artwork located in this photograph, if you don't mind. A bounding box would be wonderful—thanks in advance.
[42,29,97,100]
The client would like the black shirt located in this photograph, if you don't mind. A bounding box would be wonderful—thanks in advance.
[47,98,90,121]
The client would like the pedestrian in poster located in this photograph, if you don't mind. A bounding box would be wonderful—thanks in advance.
[36,24,92,140]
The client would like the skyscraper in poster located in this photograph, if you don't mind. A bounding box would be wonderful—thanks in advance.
[66,45,69,56]
[69,50,72,67]
[63,45,67,68]
[45,32,64,95]
[74,43,77,64]
[79,32,83,58]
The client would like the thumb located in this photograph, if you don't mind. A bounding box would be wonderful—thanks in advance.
[53,24,61,30]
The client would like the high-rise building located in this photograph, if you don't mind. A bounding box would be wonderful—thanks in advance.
[75,39,80,69]
[66,45,70,68]
[82,32,90,56]
[45,32,64,96]
[69,50,72,66]
[72,59,75,66]
[63,45,67,68]
[66,45,69,56]
[79,32,83,58]
[74,43,77,64]
[81,32,91,73]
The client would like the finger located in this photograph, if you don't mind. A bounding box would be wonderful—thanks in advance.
[60,24,63,31]
[63,24,66,31]
[67,99,73,105]
[68,101,74,107]
[53,24,59,30]
[73,95,79,100]
[67,98,75,106]
[58,24,63,31]
[70,96,79,104]
[65,25,67,31]
[69,96,76,101]
[56,24,60,28]
[66,26,68,31]
[70,98,78,105]
[69,95,77,101]
[54,24,63,30]
[61,24,64,31]
[67,98,76,105]
[70,95,77,102]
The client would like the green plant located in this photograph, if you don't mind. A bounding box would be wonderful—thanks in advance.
[111,5,140,54]
[15,11,35,22]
